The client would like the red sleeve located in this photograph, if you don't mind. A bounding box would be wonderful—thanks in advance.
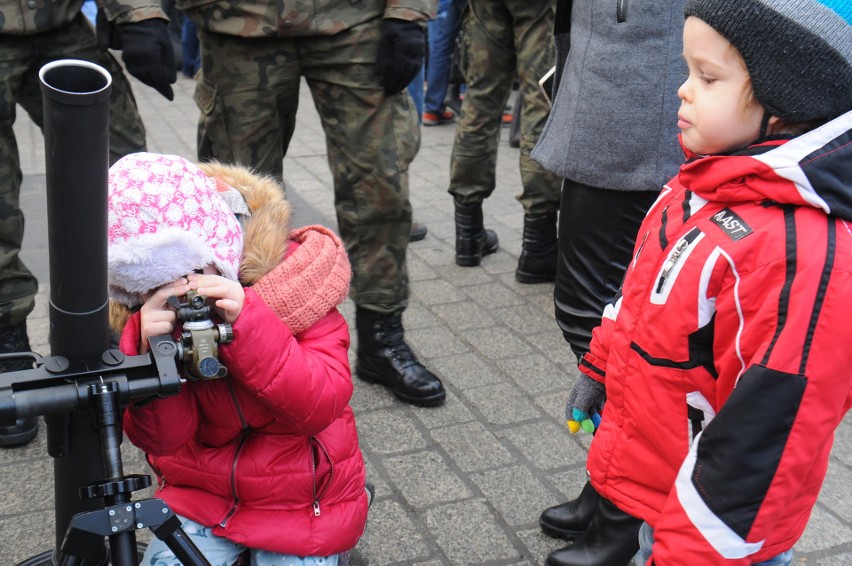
[218,288,353,437]
[120,311,199,455]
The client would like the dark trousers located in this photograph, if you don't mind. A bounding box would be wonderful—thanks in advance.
[554,180,658,360]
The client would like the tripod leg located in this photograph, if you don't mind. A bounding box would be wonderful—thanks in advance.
[151,515,213,566]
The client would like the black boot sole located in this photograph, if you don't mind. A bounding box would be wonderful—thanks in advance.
[514,269,556,284]
[356,365,447,407]
[539,521,586,542]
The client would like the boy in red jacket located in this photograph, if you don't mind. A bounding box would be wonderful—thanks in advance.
[107,153,368,566]
[557,1,852,565]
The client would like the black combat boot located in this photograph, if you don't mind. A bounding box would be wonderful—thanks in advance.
[545,495,642,566]
[515,212,557,284]
[356,308,446,407]
[0,322,38,447]
[454,201,499,267]
[540,480,600,541]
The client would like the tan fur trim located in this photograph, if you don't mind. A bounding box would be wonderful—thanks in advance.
[197,161,293,284]
[109,301,133,334]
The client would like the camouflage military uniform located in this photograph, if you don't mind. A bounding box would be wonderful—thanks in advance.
[182,0,432,314]
[449,0,561,216]
[0,0,155,327]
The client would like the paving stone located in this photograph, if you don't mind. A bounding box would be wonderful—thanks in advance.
[469,465,555,527]
[463,382,544,426]
[411,391,476,430]
[795,505,852,553]
[425,499,518,564]
[356,500,432,564]
[431,301,498,331]
[498,421,589,472]
[383,451,472,507]
[497,353,567,396]
[411,278,467,305]
[427,353,506,391]
[462,327,533,360]
[356,409,430,456]
[431,422,515,473]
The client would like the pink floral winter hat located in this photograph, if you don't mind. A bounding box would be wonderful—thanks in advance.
[107,153,243,307]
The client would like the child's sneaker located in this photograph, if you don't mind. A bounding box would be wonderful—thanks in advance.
[423,109,455,126]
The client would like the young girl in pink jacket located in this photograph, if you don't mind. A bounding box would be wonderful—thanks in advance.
[107,152,368,566]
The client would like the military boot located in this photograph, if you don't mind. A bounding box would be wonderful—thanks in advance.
[356,308,446,407]
[454,201,499,267]
[515,212,557,283]
[0,322,38,447]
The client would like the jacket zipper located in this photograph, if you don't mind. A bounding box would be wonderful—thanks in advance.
[220,378,250,527]
[219,431,249,527]
[655,228,700,293]
[310,436,335,517]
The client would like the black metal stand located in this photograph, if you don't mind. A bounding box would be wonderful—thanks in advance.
[1,337,212,566]
[54,380,210,566]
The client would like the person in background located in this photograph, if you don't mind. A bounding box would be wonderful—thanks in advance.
[448,0,561,285]
[0,0,175,447]
[108,153,369,565]
[557,0,851,564]
[530,1,686,563]
[179,0,447,407]
[180,15,200,78]
[422,0,464,126]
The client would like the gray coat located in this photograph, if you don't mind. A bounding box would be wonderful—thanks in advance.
[531,0,686,191]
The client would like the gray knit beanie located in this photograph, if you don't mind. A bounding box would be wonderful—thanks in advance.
[684,0,852,122]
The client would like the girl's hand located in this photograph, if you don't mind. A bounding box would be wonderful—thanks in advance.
[139,277,189,353]
[187,273,245,323]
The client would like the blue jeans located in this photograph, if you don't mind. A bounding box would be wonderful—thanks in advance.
[424,0,463,114]
[181,17,201,77]
[637,522,793,565]
[406,63,425,122]
[140,515,339,566]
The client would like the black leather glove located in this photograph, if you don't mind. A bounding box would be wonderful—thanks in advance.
[117,19,177,101]
[375,19,425,95]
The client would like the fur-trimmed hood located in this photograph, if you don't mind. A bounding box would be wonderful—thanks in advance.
[110,160,351,335]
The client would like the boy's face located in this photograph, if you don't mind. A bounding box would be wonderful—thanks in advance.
[677,16,766,155]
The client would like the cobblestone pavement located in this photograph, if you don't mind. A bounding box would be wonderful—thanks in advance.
[1,69,850,565]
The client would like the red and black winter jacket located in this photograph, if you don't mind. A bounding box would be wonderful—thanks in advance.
[580,111,852,564]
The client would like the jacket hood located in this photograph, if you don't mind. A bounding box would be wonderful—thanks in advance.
[109,161,351,334]
[197,161,293,284]
[678,110,852,221]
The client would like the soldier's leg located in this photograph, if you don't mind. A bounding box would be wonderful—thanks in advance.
[506,0,562,283]
[303,19,445,407]
[448,0,516,205]
[18,16,147,164]
[195,31,301,177]
[0,37,41,446]
[448,0,516,266]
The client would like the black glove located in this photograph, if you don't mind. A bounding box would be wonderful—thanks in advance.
[375,19,425,95]
[118,19,177,101]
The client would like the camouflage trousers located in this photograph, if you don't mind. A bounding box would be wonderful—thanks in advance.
[449,0,561,216]
[194,19,419,314]
[0,14,146,327]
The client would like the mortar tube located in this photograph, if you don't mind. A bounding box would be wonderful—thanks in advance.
[39,59,111,563]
